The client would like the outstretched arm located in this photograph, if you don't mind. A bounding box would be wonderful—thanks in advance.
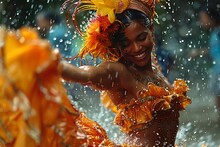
[60,61,132,90]
[60,61,145,98]
[60,60,150,99]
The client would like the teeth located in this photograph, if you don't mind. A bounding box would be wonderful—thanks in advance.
[135,52,145,58]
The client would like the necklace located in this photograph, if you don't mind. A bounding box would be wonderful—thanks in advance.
[128,65,163,86]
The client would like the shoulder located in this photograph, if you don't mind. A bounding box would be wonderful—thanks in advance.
[98,61,128,71]
[97,61,131,79]
[152,66,172,89]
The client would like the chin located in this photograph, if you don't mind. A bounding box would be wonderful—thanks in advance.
[135,59,151,68]
[134,53,151,68]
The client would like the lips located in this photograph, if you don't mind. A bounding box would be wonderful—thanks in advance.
[134,52,146,58]
[133,51,147,60]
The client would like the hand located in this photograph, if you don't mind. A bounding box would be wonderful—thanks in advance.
[51,49,64,74]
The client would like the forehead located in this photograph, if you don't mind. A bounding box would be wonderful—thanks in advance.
[124,21,148,40]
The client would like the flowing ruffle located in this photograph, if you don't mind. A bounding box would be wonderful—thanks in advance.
[0,27,116,147]
[114,81,191,133]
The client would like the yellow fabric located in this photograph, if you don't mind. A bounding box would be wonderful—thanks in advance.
[89,0,129,23]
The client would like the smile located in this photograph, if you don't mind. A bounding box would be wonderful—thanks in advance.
[133,51,147,60]
[134,52,146,58]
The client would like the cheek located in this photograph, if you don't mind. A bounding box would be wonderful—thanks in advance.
[144,37,154,49]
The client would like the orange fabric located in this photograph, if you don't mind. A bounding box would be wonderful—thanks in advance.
[100,91,118,113]
[114,80,191,133]
[76,113,109,146]
[0,27,112,147]
[0,27,191,147]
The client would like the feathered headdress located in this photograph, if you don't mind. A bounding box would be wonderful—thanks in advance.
[63,0,160,61]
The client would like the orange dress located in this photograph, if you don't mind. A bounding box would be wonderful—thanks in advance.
[101,79,191,146]
[0,27,116,147]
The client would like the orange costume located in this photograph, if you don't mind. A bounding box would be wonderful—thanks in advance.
[0,27,190,146]
[62,0,191,146]
[0,0,191,146]
[0,27,114,147]
[101,79,191,146]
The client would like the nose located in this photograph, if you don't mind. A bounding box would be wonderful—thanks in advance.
[132,42,142,52]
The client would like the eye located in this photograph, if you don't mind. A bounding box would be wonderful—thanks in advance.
[137,32,148,41]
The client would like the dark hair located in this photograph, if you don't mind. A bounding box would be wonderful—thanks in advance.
[200,2,220,23]
[38,10,62,25]
[111,9,151,47]
[116,9,150,27]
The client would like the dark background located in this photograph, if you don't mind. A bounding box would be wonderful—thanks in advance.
[1,0,219,146]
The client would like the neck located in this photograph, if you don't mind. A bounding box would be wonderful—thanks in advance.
[123,61,153,74]
[119,58,153,73]
[134,62,153,73]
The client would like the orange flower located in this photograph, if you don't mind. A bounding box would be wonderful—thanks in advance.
[79,16,120,61]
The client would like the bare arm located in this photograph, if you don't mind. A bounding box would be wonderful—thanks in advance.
[60,61,145,98]
[60,61,129,90]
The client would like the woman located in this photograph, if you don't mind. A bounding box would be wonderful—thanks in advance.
[0,0,190,146]
[60,0,191,146]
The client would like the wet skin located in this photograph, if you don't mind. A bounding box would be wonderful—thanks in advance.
[61,21,168,104]
[120,21,153,69]
[60,21,177,146]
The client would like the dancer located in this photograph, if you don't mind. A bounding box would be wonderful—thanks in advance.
[0,0,191,146]
[60,0,191,146]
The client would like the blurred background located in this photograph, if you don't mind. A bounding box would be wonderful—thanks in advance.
[1,0,220,146]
